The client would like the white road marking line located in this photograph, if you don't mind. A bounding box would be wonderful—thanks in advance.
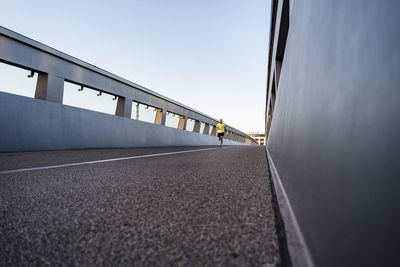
[0,146,234,175]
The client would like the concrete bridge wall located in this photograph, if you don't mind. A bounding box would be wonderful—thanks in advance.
[0,26,256,151]
[0,92,244,152]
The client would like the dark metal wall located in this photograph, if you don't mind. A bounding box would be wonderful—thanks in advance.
[266,0,400,266]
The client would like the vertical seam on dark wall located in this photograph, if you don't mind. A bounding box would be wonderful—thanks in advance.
[265,149,292,267]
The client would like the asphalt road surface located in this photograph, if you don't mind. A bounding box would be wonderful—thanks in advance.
[0,146,281,266]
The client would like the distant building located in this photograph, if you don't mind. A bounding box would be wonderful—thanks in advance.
[248,132,266,146]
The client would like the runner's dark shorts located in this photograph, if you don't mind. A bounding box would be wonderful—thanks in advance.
[217,132,224,138]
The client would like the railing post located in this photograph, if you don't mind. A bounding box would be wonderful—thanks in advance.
[183,116,187,130]
[178,115,186,130]
[193,120,200,133]
[115,97,132,118]
[154,108,166,125]
[35,73,64,103]
[236,134,240,141]
[203,123,210,135]
[210,125,217,136]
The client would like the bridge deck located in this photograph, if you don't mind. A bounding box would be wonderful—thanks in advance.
[0,146,281,266]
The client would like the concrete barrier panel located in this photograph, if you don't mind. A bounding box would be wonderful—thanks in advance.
[0,92,245,152]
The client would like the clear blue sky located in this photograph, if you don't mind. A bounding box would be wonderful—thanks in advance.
[1,0,271,133]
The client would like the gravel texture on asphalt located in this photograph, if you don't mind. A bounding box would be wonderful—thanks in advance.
[0,146,281,266]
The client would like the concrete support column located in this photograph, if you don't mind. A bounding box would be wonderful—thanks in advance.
[233,134,238,141]
[193,120,200,133]
[115,97,132,118]
[154,108,166,125]
[35,73,64,103]
[183,117,187,130]
[203,123,210,135]
[211,126,217,136]
[178,115,187,130]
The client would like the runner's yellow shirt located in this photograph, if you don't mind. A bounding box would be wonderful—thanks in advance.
[216,123,225,133]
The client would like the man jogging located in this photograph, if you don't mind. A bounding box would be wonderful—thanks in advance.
[216,119,226,147]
